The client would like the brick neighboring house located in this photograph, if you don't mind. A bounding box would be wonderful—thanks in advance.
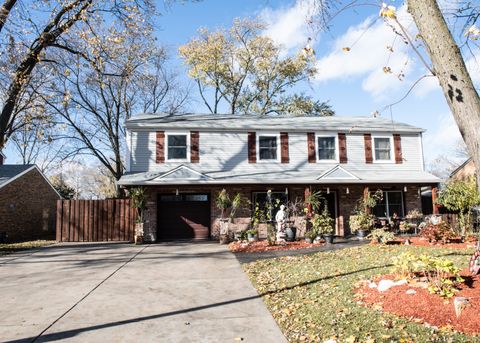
[450,158,476,181]
[118,113,440,242]
[0,162,61,242]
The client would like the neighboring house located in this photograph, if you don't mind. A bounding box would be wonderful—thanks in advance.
[450,157,476,181]
[118,113,440,242]
[0,162,61,242]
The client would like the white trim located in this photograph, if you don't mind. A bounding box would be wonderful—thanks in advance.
[125,129,131,172]
[157,165,213,180]
[0,165,62,198]
[315,133,339,163]
[256,132,281,163]
[317,165,359,180]
[165,131,190,162]
[372,135,395,163]
[419,133,425,171]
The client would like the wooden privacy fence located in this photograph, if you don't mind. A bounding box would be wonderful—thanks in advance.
[56,199,137,242]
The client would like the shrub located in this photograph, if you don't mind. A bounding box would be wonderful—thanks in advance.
[420,222,455,244]
[367,229,395,244]
[349,212,375,232]
[311,205,334,235]
[392,252,464,298]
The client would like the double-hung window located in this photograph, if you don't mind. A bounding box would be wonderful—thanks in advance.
[258,134,278,161]
[373,136,393,162]
[317,136,337,161]
[373,191,404,218]
[167,133,189,161]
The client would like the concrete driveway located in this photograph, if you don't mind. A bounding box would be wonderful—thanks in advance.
[0,242,286,343]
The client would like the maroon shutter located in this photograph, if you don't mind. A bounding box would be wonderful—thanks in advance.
[364,133,373,164]
[393,134,403,164]
[156,131,165,163]
[338,133,348,163]
[280,132,289,163]
[248,132,256,163]
[307,132,316,163]
[191,131,200,163]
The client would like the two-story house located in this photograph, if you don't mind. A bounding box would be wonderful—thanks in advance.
[118,113,439,242]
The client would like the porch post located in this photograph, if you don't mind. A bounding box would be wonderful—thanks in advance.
[432,187,439,215]
[363,186,370,214]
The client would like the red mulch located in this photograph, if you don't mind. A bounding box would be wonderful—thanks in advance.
[356,270,480,335]
[391,236,477,249]
[228,240,323,253]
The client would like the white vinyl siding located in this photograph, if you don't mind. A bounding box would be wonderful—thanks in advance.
[128,130,426,176]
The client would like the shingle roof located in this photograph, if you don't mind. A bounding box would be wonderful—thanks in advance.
[126,113,425,133]
[0,164,35,188]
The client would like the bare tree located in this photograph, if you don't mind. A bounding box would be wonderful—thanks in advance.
[0,0,155,149]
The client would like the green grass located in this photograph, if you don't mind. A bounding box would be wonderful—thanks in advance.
[243,245,479,342]
[0,240,55,256]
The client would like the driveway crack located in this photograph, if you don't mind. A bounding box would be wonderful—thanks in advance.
[30,245,149,343]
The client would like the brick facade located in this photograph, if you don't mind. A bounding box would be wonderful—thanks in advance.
[0,169,60,242]
[139,183,424,242]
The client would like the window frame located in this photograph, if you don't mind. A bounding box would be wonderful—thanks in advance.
[316,134,339,163]
[372,135,394,163]
[256,132,281,163]
[373,190,405,218]
[251,191,289,221]
[165,131,190,162]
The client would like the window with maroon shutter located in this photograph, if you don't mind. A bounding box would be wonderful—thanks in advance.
[393,134,403,164]
[280,132,289,163]
[338,133,348,163]
[307,132,316,163]
[156,131,165,163]
[190,131,200,163]
[248,132,256,163]
[364,133,373,164]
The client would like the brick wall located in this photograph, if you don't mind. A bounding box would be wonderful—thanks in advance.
[139,183,424,242]
[0,169,60,242]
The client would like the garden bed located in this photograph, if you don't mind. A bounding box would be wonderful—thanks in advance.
[229,240,323,253]
[244,245,476,342]
[356,270,480,335]
[392,236,477,249]
[0,240,55,256]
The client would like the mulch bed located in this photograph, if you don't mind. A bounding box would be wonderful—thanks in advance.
[356,270,480,335]
[228,240,324,253]
[390,236,477,249]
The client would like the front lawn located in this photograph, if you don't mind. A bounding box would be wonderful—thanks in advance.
[244,245,477,342]
[0,240,55,256]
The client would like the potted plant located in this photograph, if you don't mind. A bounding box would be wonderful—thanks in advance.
[349,189,382,239]
[304,229,317,243]
[130,187,146,245]
[314,204,335,244]
[246,229,258,242]
[216,190,242,244]
[285,198,303,241]
[367,228,395,244]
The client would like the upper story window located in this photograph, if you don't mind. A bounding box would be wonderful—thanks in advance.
[317,135,337,162]
[167,133,189,161]
[258,134,279,161]
[373,136,393,162]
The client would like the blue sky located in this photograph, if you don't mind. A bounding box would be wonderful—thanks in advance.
[154,0,478,165]
[5,0,478,166]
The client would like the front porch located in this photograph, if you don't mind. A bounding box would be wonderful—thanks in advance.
[138,183,434,243]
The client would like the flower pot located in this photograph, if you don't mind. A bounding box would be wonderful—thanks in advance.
[323,234,334,244]
[219,234,229,244]
[285,227,296,241]
[247,234,258,242]
[135,235,143,245]
[305,237,313,244]
[356,229,369,239]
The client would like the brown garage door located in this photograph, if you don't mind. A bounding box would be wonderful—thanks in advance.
[157,194,210,240]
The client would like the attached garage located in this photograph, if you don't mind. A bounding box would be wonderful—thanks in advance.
[157,193,211,240]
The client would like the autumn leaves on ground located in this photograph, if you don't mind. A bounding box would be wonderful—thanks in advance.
[244,245,479,342]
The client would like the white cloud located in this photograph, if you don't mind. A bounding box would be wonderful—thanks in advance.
[413,75,441,98]
[466,55,480,85]
[423,112,463,163]
[314,5,416,99]
[260,0,318,54]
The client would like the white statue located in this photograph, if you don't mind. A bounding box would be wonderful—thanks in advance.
[275,205,287,243]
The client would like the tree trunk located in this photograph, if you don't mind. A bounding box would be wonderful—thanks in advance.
[407,0,480,191]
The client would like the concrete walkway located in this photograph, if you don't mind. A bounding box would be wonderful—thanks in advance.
[0,242,286,343]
